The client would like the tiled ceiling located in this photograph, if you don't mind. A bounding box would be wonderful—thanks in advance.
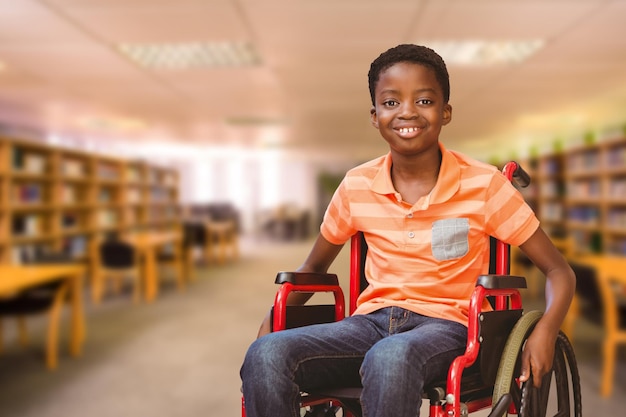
[0,0,625,161]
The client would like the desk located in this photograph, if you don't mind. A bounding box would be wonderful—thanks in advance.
[575,255,626,285]
[124,231,183,302]
[0,264,86,366]
[568,255,626,397]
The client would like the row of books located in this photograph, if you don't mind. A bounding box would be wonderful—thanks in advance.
[565,180,601,199]
[607,147,626,167]
[567,207,600,225]
[12,149,47,174]
[10,236,88,264]
[607,238,626,255]
[12,215,45,236]
[609,179,626,197]
[61,159,87,177]
[12,184,43,204]
[11,213,86,235]
[607,209,626,229]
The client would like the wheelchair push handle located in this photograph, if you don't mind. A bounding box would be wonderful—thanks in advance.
[502,161,530,188]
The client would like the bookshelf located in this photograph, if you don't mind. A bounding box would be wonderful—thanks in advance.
[603,140,626,254]
[0,138,180,264]
[521,136,626,256]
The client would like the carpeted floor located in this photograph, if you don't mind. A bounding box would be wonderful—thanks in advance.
[0,236,623,417]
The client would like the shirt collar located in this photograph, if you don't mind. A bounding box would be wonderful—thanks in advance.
[370,142,460,205]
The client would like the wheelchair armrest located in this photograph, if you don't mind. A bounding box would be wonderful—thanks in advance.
[446,274,527,407]
[272,272,345,332]
[275,271,339,286]
[476,274,527,289]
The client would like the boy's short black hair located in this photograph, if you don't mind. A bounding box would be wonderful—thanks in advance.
[368,44,450,105]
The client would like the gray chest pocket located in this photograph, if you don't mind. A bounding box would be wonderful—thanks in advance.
[431,218,470,261]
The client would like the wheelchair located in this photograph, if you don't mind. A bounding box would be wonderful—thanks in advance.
[242,162,582,417]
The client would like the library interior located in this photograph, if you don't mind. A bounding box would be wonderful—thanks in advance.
[0,1,625,416]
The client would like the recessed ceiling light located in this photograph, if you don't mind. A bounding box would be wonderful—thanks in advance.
[117,41,261,70]
[418,40,544,66]
[225,116,286,127]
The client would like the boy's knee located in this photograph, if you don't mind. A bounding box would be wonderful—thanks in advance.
[244,335,280,367]
[242,333,297,377]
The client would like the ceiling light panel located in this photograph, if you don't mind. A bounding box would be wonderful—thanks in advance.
[418,40,545,66]
[117,41,262,70]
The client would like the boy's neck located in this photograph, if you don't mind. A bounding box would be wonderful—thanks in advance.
[390,147,442,205]
[391,146,442,179]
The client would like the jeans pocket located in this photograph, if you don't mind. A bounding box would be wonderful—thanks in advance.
[431,218,469,261]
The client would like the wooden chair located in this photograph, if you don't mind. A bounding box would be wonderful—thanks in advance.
[0,252,72,369]
[157,223,197,288]
[565,262,626,397]
[92,240,141,304]
[182,221,211,266]
[206,219,239,264]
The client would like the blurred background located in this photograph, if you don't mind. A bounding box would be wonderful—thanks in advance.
[0,0,625,416]
[1,0,625,234]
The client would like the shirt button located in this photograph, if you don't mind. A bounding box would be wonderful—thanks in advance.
[407,212,413,218]
[408,232,415,238]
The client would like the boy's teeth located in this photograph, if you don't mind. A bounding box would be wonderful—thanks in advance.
[399,127,417,133]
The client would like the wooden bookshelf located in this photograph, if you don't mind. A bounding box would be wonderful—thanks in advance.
[0,138,180,264]
[521,136,626,256]
[602,140,626,254]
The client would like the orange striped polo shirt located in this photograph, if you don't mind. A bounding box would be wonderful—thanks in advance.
[320,143,539,326]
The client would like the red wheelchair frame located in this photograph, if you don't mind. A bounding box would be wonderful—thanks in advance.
[243,162,581,417]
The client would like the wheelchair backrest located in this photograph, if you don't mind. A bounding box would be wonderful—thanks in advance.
[349,233,506,314]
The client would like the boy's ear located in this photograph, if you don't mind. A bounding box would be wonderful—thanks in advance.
[442,104,453,126]
[370,107,379,128]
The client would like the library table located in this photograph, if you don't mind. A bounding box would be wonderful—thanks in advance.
[0,264,86,358]
[570,254,626,397]
[576,254,626,286]
[124,231,183,302]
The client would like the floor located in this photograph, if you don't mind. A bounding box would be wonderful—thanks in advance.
[0,237,624,417]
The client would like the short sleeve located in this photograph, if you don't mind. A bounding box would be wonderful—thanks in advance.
[484,172,540,246]
[320,178,357,245]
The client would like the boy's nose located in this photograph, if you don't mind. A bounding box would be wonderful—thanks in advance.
[398,103,418,119]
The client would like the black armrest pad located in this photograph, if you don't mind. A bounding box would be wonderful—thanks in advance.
[477,274,527,289]
[275,271,339,286]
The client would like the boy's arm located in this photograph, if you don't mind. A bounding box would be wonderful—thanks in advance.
[517,227,575,387]
[256,234,345,338]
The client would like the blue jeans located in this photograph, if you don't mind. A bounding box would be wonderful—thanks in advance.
[240,307,467,417]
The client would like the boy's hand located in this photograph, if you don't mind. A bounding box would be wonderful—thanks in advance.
[256,310,272,338]
[518,323,556,387]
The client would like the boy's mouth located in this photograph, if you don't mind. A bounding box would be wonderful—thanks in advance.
[394,126,423,138]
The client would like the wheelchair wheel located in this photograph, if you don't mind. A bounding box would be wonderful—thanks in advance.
[491,310,582,417]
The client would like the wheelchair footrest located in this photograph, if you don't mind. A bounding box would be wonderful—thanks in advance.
[302,389,362,417]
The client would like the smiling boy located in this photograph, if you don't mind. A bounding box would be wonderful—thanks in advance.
[240,44,575,417]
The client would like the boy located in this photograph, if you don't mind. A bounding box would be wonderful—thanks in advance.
[240,44,575,417]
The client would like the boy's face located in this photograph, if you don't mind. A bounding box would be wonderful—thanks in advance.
[370,62,452,157]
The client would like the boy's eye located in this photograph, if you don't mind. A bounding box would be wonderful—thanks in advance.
[382,99,398,107]
[417,99,433,105]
